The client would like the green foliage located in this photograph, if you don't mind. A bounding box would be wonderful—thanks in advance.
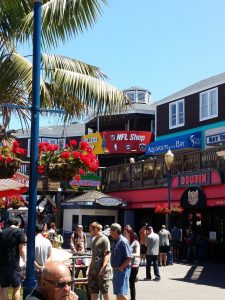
[0,0,127,128]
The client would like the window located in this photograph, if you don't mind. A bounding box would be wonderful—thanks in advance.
[169,99,184,129]
[126,91,135,102]
[200,88,218,121]
[137,91,146,103]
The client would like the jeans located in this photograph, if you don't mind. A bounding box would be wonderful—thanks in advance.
[146,255,160,279]
[129,267,139,300]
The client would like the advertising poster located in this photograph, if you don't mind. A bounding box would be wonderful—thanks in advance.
[82,131,153,154]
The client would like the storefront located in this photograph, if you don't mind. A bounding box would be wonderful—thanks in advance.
[109,169,225,250]
[61,191,122,248]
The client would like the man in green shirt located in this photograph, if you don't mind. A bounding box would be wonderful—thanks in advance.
[88,222,111,300]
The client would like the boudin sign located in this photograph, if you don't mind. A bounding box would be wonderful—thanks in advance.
[179,170,210,187]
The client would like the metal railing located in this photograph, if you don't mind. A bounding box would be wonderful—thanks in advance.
[103,146,225,192]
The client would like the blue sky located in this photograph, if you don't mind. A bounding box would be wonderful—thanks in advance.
[14,0,225,128]
[51,0,225,101]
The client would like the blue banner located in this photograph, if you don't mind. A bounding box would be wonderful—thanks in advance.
[145,132,202,155]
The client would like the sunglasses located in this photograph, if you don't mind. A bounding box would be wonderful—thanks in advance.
[44,278,75,288]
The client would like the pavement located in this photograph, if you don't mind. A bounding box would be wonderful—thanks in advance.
[108,262,225,300]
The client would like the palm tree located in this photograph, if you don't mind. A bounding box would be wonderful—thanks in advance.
[0,0,127,128]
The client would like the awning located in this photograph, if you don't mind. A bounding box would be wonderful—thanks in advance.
[64,191,122,207]
[145,131,202,155]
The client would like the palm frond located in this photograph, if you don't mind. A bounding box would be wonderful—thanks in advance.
[42,53,107,80]
[51,68,127,117]
[19,0,108,49]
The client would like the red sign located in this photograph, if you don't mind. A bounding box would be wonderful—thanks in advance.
[102,131,153,154]
[179,171,210,187]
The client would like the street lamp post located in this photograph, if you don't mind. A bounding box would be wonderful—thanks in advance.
[23,1,42,298]
[164,149,174,230]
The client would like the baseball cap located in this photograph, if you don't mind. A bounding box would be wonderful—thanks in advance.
[110,223,122,232]
[77,224,83,229]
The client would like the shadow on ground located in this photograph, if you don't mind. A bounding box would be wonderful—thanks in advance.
[172,263,225,289]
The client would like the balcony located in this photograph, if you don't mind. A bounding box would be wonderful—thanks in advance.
[103,147,225,192]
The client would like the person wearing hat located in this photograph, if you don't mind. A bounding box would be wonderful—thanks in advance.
[70,224,87,278]
[70,225,87,254]
[110,223,133,300]
[145,226,160,281]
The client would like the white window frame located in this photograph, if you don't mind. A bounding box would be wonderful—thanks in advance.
[126,91,136,103]
[137,91,146,103]
[199,87,218,121]
[169,99,185,129]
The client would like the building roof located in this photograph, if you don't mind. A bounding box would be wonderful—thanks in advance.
[15,123,87,138]
[123,86,151,94]
[84,103,155,124]
[155,72,225,106]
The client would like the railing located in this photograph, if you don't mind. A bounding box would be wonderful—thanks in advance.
[104,147,225,192]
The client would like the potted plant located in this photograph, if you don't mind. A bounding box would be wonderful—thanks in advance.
[0,140,27,179]
[8,195,28,209]
[38,140,99,181]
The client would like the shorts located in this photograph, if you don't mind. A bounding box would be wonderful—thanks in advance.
[140,244,147,255]
[0,266,22,288]
[112,268,131,296]
[88,269,110,295]
[159,246,170,253]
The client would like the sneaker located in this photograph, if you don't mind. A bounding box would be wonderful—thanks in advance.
[153,277,161,281]
[144,277,151,281]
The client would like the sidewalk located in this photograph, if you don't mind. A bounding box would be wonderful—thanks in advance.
[108,262,225,300]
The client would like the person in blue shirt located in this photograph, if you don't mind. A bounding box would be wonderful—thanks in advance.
[110,223,133,300]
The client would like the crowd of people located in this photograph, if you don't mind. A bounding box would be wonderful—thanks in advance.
[0,217,202,300]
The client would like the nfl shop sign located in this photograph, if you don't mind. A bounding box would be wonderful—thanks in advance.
[82,131,153,154]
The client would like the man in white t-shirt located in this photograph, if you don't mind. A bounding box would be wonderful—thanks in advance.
[145,226,160,281]
[34,223,52,285]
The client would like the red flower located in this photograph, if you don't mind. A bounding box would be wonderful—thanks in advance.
[0,155,3,161]
[13,140,20,148]
[70,140,77,147]
[6,157,13,163]
[79,168,85,175]
[74,175,81,182]
[61,151,70,159]
[72,151,80,159]
[38,166,45,174]
[80,141,89,150]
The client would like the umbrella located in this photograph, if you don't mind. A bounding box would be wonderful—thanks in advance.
[20,247,73,267]
[0,172,29,197]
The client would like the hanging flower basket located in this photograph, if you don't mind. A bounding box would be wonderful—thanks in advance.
[38,140,99,182]
[46,163,79,182]
[7,195,28,209]
[170,206,184,215]
[154,205,184,215]
[154,205,170,214]
[0,140,27,179]
[0,158,22,179]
